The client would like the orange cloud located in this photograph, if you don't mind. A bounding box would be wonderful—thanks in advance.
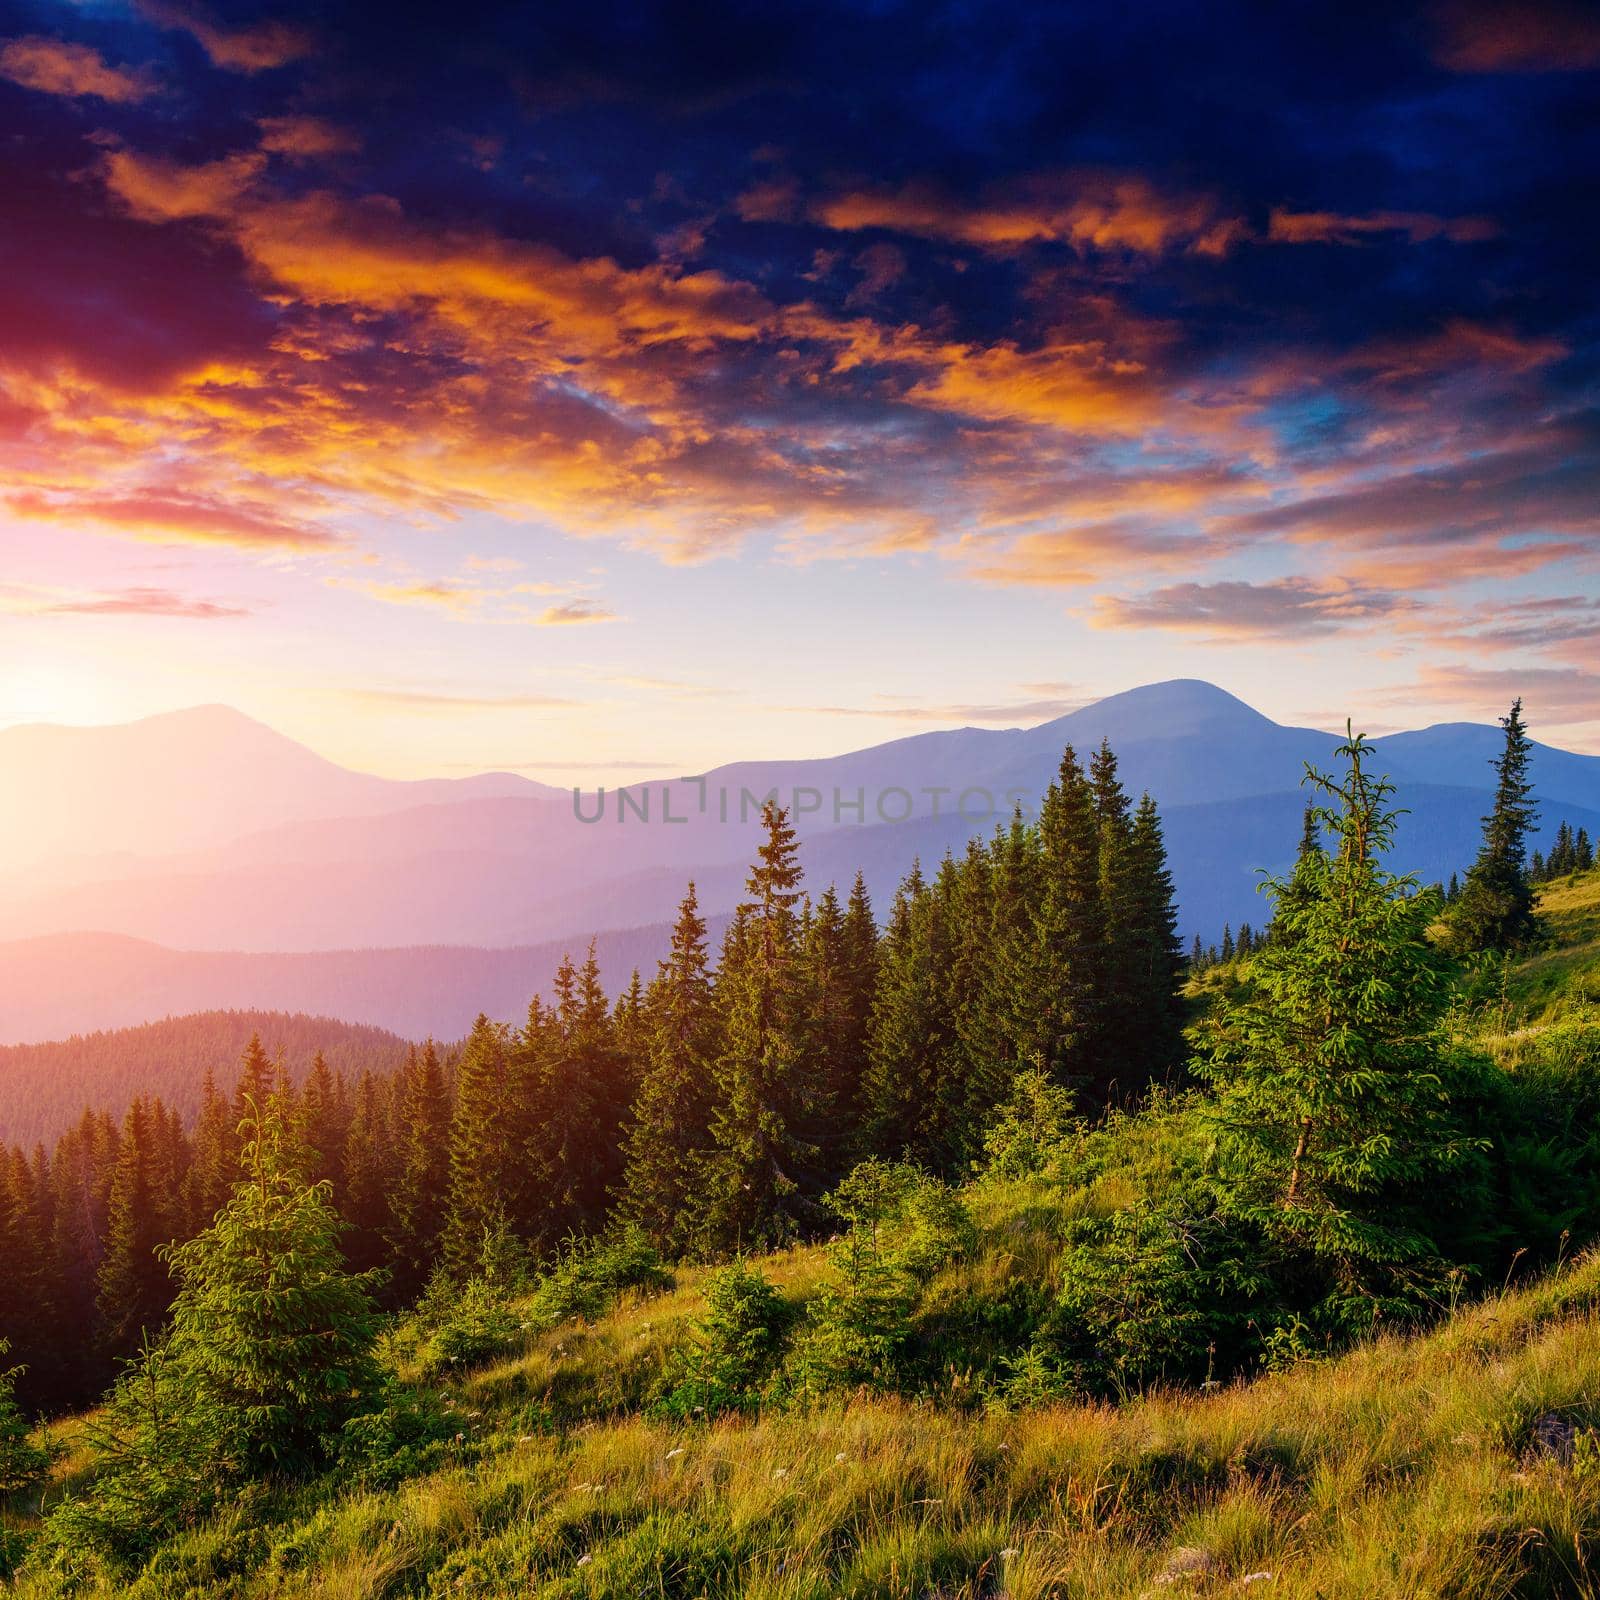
[539,600,617,625]
[102,149,266,222]
[135,0,313,72]
[813,172,1248,258]
[0,37,156,102]
[7,487,334,549]
[257,116,360,161]
[1267,209,1498,245]
[1432,0,1600,71]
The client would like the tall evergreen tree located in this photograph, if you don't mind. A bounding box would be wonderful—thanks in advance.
[1025,747,1107,1094]
[443,1016,515,1274]
[1444,698,1540,954]
[386,1041,451,1301]
[622,883,721,1254]
[707,803,817,1249]
[96,1097,185,1359]
[1122,792,1188,1084]
[1198,728,1476,1324]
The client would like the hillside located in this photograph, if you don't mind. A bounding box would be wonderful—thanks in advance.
[8,1181,1599,1596]
[0,1010,416,1146]
[0,921,727,1048]
[3,865,1598,1594]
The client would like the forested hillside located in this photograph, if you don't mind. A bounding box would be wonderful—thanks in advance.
[0,1011,415,1146]
[2,709,1598,1596]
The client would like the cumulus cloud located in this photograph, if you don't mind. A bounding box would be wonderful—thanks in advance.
[0,37,156,102]
[135,0,312,72]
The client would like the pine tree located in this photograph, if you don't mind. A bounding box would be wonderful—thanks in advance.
[339,1072,394,1276]
[1026,747,1106,1093]
[707,803,817,1249]
[1578,827,1595,872]
[123,1098,382,1495]
[1123,792,1187,1085]
[522,945,631,1251]
[864,859,971,1174]
[230,1035,274,1152]
[1444,698,1540,954]
[185,1066,234,1232]
[443,1016,515,1274]
[1220,924,1235,963]
[622,883,720,1255]
[386,1040,451,1300]
[96,1098,184,1359]
[1198,727,1476,1325]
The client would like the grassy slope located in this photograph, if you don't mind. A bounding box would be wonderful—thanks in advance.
[7,870,1600,1599]
[13,1245,1598,1599]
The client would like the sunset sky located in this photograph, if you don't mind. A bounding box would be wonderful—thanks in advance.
[3,0,1598,776]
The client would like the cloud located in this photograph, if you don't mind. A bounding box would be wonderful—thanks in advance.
[1403,663,1600,731]
[135,0,313,72]
[0,584,247,619]
[812,172,1247,258]
[257,116,360,161]
[538,600,618,625]
[0,37,156,102]
[1432,0,1600,71]
[7,488,335,550]
[101,149,266,222]
[793,693,1086,724]
[1090,578,1411,639]
[1267,209,1498,245]
[348,688,580,711]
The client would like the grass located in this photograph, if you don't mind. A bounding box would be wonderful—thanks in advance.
[10,1249,1600,1597]
[7,869,1600,1598]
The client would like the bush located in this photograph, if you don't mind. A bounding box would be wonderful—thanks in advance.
[418,1272,524,1377]
[979,1069,1085,1180]
[786,1160,974,1400]
[338,1380,453,1487]
[1043,1191,1270,1394]
[657,1260,789,1418]
[528,1225,673,1328]
[0,1344,49,1497]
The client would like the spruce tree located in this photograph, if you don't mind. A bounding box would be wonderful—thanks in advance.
[1444,698,1540,954]
[96,1097,184,1359]
[339,1072,394,1276]
[386,1040,451,1300]
[707,803,817,1249]
[1123,792,1187,1083]
[443,1016,515,1275]
[1198,727,1476,1325]
[1026,747,1106,1094]
[622,883,720,1254]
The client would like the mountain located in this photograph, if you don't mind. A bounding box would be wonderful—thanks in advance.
[0,1009,415,1147]
[0,922,730,1049]
[0,703,552,871]
[0,681,1595,1038]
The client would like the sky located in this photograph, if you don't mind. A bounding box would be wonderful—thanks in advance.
[2,0,1598,778]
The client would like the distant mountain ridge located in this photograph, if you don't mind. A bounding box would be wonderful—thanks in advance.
[0,1007,415,1146]
[0,681,1595,1043]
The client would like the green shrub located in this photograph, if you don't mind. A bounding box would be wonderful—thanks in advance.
[1044,1191,1270,1394]
[528,1226,673,1328]
[418,1273,524,1378]
[657,1260,789,1418]
[786,1160,974,1400]
[338,1380,453,1486]
[979,1069,1085,1180]
[0,1343,49,1496]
